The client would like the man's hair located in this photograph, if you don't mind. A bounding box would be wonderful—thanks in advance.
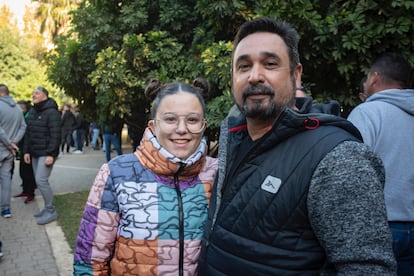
[0,84,9,95]
[370,52,413,88]
[232,17,300,74]
[35,86,49,97]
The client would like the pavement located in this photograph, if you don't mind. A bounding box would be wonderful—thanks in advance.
[0,145,130,275]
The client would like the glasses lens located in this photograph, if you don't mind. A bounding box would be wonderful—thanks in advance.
[158,113,205,134]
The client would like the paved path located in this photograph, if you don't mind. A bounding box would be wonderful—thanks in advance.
[0,146,131,275]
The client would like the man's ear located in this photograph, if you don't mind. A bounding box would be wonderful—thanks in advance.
[294,63,303,88]
[371,71,381,85]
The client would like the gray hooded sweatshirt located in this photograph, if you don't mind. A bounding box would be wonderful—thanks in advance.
[348,89,414,222]
[0,95,26,162]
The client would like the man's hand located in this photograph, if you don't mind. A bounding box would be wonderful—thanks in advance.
[6,143,19,156]
[23,153,31,164]
[45,156,54,166]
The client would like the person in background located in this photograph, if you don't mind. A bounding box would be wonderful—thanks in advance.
[60,104,75,155]
[0,84,26,218]
[199,17,396,274]
[90,121,101,150]
[295,83,341,116]
[23,86,61,225]
[73,78,217,275]
[14,100,37,204]
[348,52,414,275]
[101,115,124,161]
[73,106,87,154]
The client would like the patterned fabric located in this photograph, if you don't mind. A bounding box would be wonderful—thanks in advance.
[74,128,217,275]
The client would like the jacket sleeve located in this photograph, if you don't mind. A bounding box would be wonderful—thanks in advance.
[46,109,62,156]
[73,163,120,275]
[307,141,397,274]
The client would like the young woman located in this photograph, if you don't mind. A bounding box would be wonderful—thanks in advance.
[73,78,217,276]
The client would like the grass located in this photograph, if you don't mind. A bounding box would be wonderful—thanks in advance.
[55,190,89,252]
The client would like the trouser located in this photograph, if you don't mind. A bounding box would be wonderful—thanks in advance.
[76,129,85,151]
[61,130,73,153]
[19,157,37,196]
[0,156,14,211]
[103,134,123,162]
[91,128,100,149]
[389,222,414,275]
[31,156,55,212]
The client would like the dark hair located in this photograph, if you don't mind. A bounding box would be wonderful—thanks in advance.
[144,78,209,119]
[35,86,49,97]
[0,84,9,95]
[17,100,32,112]
[370,52,413,88]
[232,17,300,74]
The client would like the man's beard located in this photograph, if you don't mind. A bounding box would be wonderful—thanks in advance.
[237,84,278,120]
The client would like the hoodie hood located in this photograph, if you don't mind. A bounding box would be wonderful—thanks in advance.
[0,96,17,107]
[366,89,414,116]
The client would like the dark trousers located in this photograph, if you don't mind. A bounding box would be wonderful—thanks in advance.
[20,159,37,196]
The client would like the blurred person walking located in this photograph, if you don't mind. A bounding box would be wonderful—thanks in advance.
[60,104,76,154]
[14,100,37,203]
[102,115,124,161]
[23,87,61,225]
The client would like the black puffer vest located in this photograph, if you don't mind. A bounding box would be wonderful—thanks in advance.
[200,109,361,275]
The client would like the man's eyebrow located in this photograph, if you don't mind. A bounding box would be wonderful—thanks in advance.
[235,54,250,64]
[235,51,281,64]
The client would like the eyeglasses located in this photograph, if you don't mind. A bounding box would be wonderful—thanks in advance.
[155,113,206,134]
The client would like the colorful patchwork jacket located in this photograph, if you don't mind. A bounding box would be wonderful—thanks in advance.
[73,128,217,275]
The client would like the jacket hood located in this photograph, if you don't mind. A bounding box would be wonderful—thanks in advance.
[296,96,341,116]
[366,89,414,116]
[34,98,58,112]
[0,96,17,107]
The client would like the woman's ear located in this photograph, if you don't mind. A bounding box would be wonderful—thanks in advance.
[148,120,155,132]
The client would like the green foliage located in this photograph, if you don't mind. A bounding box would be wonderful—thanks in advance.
[0,14,53,102]
[55,190,89,252]
[45,0,414,134]
[90,47,139,123]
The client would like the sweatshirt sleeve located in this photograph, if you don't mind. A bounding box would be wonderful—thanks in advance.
[13,115,27,144]
[308,141,397,274]
[73,163,120,275]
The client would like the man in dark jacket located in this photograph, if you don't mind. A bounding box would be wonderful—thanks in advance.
[199,17,396,274]
[23,87,61,225]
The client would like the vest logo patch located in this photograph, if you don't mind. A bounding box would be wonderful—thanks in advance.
[261,175,282,194]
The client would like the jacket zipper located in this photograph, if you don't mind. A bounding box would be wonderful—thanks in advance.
[174,163,186,276]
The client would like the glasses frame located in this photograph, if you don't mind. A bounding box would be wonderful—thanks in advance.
[154,114,207,134]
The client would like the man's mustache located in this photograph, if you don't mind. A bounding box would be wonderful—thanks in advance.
[242,85,275,101]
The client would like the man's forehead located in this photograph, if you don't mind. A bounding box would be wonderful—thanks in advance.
[234,32,288,58]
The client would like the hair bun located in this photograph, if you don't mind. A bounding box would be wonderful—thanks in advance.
[144,78,163,101]
[192,77,210,100]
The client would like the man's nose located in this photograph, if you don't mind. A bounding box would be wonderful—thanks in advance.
[248,64,265,84]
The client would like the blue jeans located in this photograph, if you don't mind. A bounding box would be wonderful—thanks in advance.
[103,134,122,161]
[91,128,100,149]
[76,129,85,151]
[389,222,414,275]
